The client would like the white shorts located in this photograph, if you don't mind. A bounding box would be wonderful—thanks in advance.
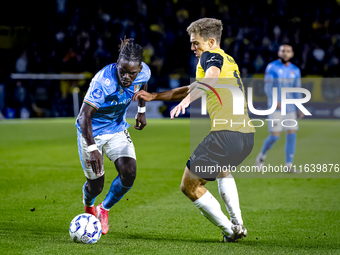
[77,130,136,180]
[268,111,299,132]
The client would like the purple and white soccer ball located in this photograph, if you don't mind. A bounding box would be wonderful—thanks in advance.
[69,213,102,244]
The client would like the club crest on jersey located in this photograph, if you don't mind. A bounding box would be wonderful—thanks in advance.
[134,83,141,92]
[120,88,124,95]
[290,71,295,78]
[92,89,103,99]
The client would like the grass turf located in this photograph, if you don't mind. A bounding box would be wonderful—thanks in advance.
[0,118,339,254]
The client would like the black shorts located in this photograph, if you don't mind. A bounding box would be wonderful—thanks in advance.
[186,130,254,181]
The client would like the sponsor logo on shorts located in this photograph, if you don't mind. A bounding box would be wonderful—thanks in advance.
[86,159,91,167]
[124,130,132,143]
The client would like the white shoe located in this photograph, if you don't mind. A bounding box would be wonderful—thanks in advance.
[284,163,302,174]
[255,153,265,172]
[222,224,247,242]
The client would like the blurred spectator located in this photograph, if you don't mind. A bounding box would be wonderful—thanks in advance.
[13,81,26,106]
[253,54,266,73]
[240,51,255,74]
[93,38,111,73]
[142,42,155,65]
[13,81,30,118]
[313,46,326,62]
[56,0,67,15]
[15,50,28,73]
[326,56,340,77]
[15,0,340,79]
[306,45,326,74]
[55,28,66,44]
[62,46,77,72]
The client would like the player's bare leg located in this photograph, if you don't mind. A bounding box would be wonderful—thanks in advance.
[180,167,208,201]
[97,157,136,234]
[86,176,105,197]
[180,167,244,242]
[83,175,105,217]
[114,157,136,187]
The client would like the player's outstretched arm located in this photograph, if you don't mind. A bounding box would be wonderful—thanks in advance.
[170,66,220,119]
[134,84,148,130]
[133,85,190,102]
[78,103,103,176]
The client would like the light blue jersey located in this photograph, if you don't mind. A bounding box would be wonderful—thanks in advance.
[75,62,151,137]
[264,59,301,113]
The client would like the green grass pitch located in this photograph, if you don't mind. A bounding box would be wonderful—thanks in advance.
[0,118,339,254]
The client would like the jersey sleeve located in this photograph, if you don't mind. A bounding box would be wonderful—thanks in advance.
[83,79,106,110]
[83,65,118,110]
[264,64,274,95]
[264,64,274,81]
[200,51,224,72]
[141,62,151,83]
[264,63,281,102]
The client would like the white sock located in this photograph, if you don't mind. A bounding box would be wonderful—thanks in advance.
[193,190,233,236]
[101,203,109,211]
[217,175,243,225]
[258,152,266,161]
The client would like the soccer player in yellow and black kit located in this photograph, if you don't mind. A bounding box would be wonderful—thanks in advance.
[133,18,255,242]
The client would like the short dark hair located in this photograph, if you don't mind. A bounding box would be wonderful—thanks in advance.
[186,18,223,45]
[118,37,144,64]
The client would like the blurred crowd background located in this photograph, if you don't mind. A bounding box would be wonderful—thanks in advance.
[1,0,340,118]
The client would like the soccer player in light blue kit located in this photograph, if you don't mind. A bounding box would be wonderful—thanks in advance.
[75,38,151,234]
[255,44,304,172]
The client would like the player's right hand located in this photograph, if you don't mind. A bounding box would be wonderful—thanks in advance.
[89,150,103,177]
[133,91,155,101]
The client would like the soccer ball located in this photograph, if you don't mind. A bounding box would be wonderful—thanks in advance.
[69,213,102,244]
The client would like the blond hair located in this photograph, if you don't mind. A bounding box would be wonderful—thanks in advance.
[186,18,223,45]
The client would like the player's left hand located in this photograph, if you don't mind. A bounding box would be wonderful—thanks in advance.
[134,112,147,130]
[170,97,190,119]
[133,90,156,102]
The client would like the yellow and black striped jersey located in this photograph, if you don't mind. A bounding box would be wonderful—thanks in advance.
[196,48,255,133]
